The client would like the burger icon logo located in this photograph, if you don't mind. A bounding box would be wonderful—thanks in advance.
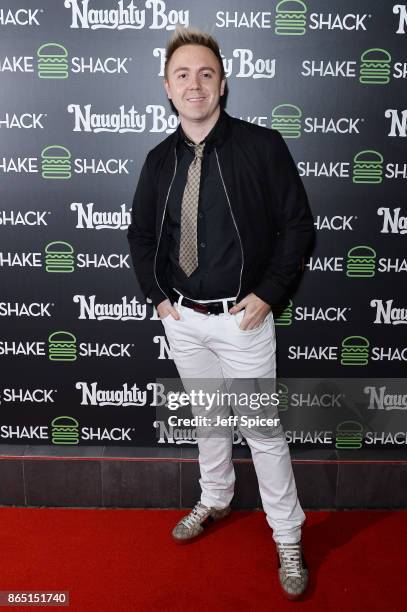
[271,105,302,138]
[341,336,370,366]
[37,43,69,79]
[346,245,376,278]
[359,48,392,85]
[48,331,77,362]
[45,241,75,273]
[274,300,293,326]
[51,416,79,445]
[275,0,307,36]
[41,145,71,180]
[335,420,363,449]
[277,382,289,412]
[352,150,383,184]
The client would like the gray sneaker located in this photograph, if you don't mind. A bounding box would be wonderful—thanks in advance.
[276,541,308,600]
[172,501,231,543]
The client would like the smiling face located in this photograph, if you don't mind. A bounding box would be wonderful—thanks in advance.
[164,44,226,127]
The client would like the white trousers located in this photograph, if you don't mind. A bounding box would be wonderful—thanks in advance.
[161,294,305,544]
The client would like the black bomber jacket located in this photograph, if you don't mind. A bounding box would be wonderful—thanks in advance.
[127,110,315,308]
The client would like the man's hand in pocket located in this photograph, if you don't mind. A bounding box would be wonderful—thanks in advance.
[156,298,180,321]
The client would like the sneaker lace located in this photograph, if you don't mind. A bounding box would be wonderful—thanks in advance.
[278,543,302,578]
[182,502,210,529]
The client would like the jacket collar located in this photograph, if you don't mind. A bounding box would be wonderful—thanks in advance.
[175,109,230,153]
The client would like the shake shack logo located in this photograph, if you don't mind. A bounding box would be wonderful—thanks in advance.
[277,382,289,411]
[48,332,135,359]
[51,416,79,444]
[298,150,407,180]
[64,0,189,30]
[359,49,392,84]
[353,151,383,183]
[275,2,366,36]
[275,301,293,326]
[0,113,46,129]
[45,241,75,272]
[0,247,130,270]
[73,295,147,321]
[370,299,407,325]
[0,8,42,26]
[50,416,134,444]
[0,333,135,359]
[0,419,134,442]
[341,336,369,366]
[0,211,50,226]
[300,47,407,82]
[274,301,350,325]
[270,103,363,138]
[0,43,130,77]
[0,388,56,404]
[0,302,54,318]
[335,421,363,449]
[49,331,77,361]
[215,6,370,31]
[70,202,131,230]
[287,336,374,364]
[41,146,71,179]
[0,148,132,176]
[346,246,376,277]
[364,385,407,410]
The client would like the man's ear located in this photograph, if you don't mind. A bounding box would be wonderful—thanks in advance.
[164,79,171,99]
[220,77,226,97]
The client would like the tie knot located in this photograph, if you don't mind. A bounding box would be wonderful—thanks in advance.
[193,143,205,159]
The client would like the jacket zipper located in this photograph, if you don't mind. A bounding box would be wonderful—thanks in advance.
[153,147,178,302]
[215,147,244,303]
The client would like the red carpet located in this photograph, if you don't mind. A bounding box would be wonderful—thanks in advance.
[0,508,405,611]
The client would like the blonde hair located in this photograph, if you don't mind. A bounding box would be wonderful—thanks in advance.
[164,26,225,80]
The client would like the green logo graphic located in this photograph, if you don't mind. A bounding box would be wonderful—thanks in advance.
[359,48,391,85]
[41,145,71,180]
[37,43,69,79]
[274,300,293,326]
[346,245,376,278]
[352,150,383,184]
[335,420,363,449]
[275,0,307,35]
[271,105,302,138]
[48,331,77,361]
[51,416,79,445]
[277,382,289,412]
[45,241,75,273]
[341,336,370,366]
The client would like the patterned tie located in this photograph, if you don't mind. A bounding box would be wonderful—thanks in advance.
[179,142,205,277]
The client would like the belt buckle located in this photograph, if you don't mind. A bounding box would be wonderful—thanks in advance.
[192,302,209,314]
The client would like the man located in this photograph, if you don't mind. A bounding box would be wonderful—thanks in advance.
[127,26,314,600]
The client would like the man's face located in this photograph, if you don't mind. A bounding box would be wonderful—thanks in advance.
[164,44,226,124]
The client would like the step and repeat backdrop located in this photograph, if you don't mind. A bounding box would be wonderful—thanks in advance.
[0,0,406,449]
